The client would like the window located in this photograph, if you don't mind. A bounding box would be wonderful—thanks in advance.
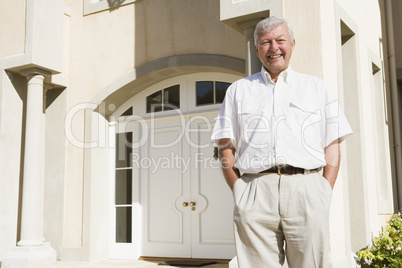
[121,107,133,117]
[115,132,133,243]
[215,81,230,103]
[146,85,180,113]
[196,81,230,106]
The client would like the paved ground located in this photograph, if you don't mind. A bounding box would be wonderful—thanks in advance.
[54,260,229,268]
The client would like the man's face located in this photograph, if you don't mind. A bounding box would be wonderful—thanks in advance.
[255,23,295,79]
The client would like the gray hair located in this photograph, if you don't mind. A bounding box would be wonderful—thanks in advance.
[254,16,294,45]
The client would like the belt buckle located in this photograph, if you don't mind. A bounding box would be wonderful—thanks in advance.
[277,165,285,175]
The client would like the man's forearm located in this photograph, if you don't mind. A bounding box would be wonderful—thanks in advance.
[218,139,240,190]
[323,139,341,189]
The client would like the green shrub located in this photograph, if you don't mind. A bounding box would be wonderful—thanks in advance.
[357,212,402,268]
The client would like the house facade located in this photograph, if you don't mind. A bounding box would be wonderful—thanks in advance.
[0,0,401,267]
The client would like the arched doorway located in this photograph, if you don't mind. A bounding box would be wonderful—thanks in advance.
[109,73,241,259]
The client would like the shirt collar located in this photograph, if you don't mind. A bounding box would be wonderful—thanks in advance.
[261,65,292,84]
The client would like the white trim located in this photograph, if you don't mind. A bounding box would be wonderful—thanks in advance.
[367,49,394,215]
[112,72,241,119]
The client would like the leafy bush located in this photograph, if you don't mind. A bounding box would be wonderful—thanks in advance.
[357,212,402,268]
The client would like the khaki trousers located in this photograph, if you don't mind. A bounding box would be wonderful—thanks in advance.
[232,172,332,268]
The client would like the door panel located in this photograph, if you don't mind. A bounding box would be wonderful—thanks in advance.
[141,120,191,257]
[189,115,235,259]
[140,114,235,259]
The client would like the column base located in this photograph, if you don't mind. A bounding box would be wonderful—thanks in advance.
[2,243,56,268]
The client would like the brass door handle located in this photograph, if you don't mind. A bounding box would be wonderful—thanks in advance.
[190,202,196,207]
[183,202,189,207]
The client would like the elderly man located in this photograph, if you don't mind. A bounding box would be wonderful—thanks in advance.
[211,16,352,267]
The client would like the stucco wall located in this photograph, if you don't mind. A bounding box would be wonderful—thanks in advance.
[0,0,26,58]
[335,0,393,233]
[0,71,25,259]
[284,0,323,78]
[134,0,245,67]
[67,0,244,104]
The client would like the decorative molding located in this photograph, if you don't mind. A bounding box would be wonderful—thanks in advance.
[136,54,245,78]
[20,67,52,78]
[91,54,245,117]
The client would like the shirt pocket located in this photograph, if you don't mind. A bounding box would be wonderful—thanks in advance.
[238,103,269,145]
[289,100,321,125]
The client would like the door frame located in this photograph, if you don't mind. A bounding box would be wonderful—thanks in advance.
[108,72,241,260]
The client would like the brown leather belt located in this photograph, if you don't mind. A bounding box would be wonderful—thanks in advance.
[259,165,321,175]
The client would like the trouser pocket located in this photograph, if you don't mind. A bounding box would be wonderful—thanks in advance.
[232,175,248,206]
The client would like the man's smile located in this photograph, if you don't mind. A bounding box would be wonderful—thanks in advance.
[268,54,282,59]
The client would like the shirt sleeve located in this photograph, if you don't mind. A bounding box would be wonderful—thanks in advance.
[322,84,353,147]
[211,85,239,148]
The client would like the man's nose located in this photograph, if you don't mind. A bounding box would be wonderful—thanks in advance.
[270,41,278,51]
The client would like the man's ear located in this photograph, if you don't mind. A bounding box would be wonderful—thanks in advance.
[291,39,296,52]
[254,45,258,55]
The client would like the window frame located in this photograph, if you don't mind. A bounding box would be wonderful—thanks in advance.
[195,80,231,107]
[146,84,181,114]
[111,73,241,121]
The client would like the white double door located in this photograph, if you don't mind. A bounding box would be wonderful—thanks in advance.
[136,112,235,259]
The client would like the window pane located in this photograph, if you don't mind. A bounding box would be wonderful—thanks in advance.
[196,81,213,106]
[215,82,230,103]
[164,85,180,111]
[115,169,132,205]
[121,107,133,116]
[116,132,132,168]
[146,91,162,113]
[116,207,132,243]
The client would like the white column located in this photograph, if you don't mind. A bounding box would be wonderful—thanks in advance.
[238,20,262,76]
[3,69,56,268]
[18,73,45,247]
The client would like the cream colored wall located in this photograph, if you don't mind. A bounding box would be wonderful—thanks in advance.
[134,0,244,68]
[0,0,26,58]
[0,72,25,259]
[66,0,244,104]
[30,0,64,72]
[317,0,394,263]
[44,88,68,256]
[284,0,323,78]
[335,0,393,232]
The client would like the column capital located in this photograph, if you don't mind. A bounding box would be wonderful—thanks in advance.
[20,67,52,78]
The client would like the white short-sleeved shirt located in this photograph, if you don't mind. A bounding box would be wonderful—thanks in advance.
[211,66,353,174]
